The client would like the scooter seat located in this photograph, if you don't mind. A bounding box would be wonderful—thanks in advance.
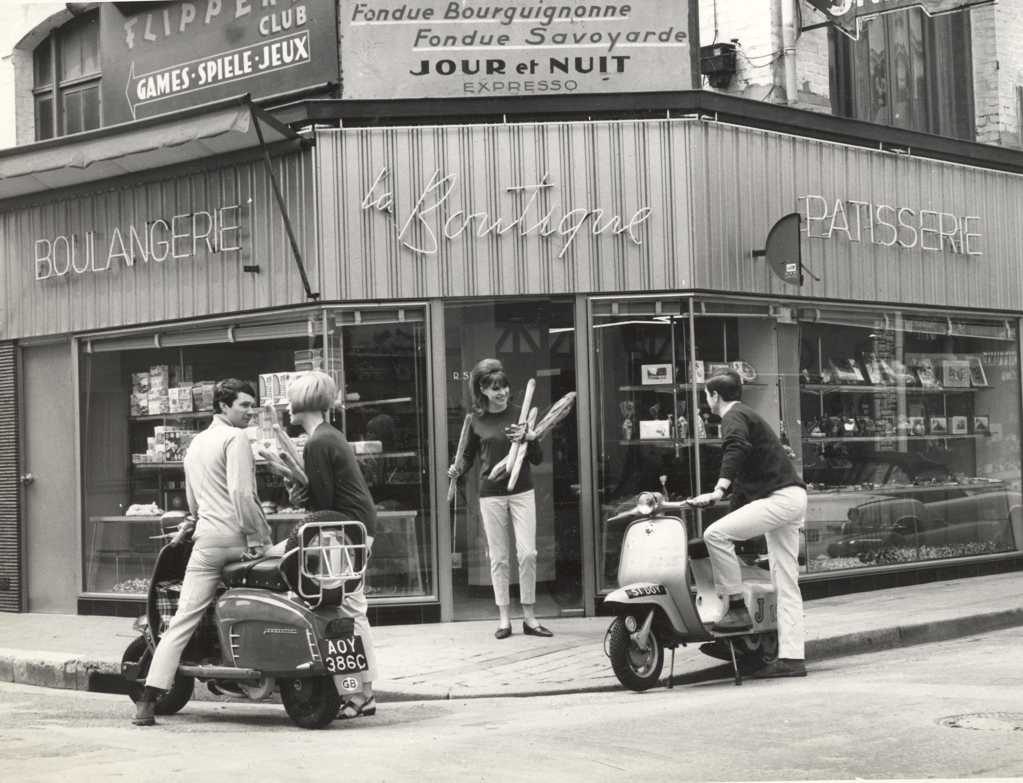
[221,557,289,592]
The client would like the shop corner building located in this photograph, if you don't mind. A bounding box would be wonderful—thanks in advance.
[0,1,1021,621]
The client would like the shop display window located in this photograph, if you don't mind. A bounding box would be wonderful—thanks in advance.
[80,310,433,600]
[798,310,1022,573]
[593,298,783,590]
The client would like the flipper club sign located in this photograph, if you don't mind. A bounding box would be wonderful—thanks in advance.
[804,0,994,40]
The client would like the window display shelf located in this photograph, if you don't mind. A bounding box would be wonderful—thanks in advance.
[355,450,418,459]
[343,396,413,409]
[618,438,723,447]
[804,434,984,443]
[619,384,766,393]
[130,411,215,422]
[800,384,977,394]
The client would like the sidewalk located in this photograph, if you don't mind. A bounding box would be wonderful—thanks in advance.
[1,571,1020,701]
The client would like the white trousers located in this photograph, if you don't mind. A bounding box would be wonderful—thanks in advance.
[146,544,244,691]
[479,490,537,607]
[703,486,807,660]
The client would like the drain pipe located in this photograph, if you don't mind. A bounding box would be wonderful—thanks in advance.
[781,0,799,106]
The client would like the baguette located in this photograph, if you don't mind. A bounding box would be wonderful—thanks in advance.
[506,406,537,492]
[501,378,535,482]
[447,413,474,503]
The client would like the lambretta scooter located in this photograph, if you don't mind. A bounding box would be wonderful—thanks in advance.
[121,510,369,729]
[603,491,779,690]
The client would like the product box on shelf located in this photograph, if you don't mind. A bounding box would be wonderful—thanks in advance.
[147,390,170,415]
[352,440,383,455]
[259,371,311,406]
[168,387,194,413]
[639,420,671,439]
[131,372,151,394]
[191,381,216,412]
[149,365,170,391]
[130,392,148,416]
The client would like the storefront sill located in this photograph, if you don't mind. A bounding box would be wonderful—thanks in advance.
[798,550,1023,583]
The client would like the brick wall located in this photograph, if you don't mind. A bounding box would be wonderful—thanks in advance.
[698,0,830,112]
[973,1,1023,148]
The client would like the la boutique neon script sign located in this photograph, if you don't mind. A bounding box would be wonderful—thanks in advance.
[361,168,653,258]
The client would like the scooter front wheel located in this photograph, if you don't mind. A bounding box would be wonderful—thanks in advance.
[121,635,194,715]
[608,617,664,692]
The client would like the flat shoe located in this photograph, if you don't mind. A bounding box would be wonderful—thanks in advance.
[494,626,512,639]
[338,695,376,719]
[752,659,807,678]
[522,623,553,637]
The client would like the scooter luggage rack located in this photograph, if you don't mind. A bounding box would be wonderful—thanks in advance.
[295,520,369,602]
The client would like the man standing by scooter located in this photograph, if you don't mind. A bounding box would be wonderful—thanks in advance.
[688,370,808,678]
[132,379,273,725]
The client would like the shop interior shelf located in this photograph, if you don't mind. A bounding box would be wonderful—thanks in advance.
[803,434,983,443]
[619,383,766,393]
[354,450,419,459]
[130,411,215,422]
[617,438,724,446]
[343,396,414,409]
[800,384,978,394]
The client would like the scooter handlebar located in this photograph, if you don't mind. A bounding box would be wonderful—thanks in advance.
[605,494,694,523]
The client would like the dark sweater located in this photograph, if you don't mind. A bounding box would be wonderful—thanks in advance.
[718,402,805,509]
[303,422,377,538]
[462,404,542,497]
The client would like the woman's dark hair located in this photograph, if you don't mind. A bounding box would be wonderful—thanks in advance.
[705,370,742,401]
[214,378,257,414]
[469,358,511,413]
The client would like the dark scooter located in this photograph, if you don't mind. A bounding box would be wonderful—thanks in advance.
[603,491,779,690]
[121,510,369,729]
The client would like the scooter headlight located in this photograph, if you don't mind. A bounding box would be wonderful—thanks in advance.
[636,492,663,515]
[624,615,638,632]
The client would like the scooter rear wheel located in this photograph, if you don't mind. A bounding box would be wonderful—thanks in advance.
[121,635,194,715]
[280,676,341,729]
[608,617,664,692]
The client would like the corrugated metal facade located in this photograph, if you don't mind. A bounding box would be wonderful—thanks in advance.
[0,342,22,612]
[316,119,1023,313]
[315,122,695,301]
[689,122,1023,310]
[0,149,319,341]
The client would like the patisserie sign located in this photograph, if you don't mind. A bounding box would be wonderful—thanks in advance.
[801,195,982,257]
[33,203,246,281]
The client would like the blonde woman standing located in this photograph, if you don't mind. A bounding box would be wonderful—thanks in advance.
[286,371,380,718]
[448,359,553,640]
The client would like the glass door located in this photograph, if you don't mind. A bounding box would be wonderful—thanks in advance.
[444,299,581,622]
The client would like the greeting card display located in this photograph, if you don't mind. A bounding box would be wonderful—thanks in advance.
[967,356,989,387]
[950,415,968,435]
[641,363,672,385]
[929,416,947,435]
[828,358,866,384]
[942,359,971,388]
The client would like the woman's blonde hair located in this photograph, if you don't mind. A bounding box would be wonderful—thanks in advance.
[288,371,337,413]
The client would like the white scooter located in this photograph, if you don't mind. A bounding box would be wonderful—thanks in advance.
[603,490,779,690]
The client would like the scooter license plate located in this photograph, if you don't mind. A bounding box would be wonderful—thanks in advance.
[320,636,368,674]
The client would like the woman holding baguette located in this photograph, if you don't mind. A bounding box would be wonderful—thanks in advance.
[447,359,553,640]
[283,371,380,719]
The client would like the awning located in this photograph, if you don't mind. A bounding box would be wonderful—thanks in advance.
[0,94,297,201]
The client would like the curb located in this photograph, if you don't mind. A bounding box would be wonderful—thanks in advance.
[3,609,1022,701]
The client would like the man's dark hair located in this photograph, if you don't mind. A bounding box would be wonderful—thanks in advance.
[214,378,257,414]
[705,369,742,401]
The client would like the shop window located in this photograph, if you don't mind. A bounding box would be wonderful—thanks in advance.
[829,8,973,140]
[593,298,784,590]
[80,311,434,601]
[798,310,1022,574]
[33,11,101,141]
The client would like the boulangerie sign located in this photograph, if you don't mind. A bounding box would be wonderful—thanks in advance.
[804,0,995,40]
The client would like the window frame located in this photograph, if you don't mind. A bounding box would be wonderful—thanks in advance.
[32,11,101,141]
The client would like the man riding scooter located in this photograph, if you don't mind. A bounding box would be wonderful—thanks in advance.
[687,370,809,679]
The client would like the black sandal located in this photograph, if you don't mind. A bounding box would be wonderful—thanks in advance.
[338,695,376,719]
